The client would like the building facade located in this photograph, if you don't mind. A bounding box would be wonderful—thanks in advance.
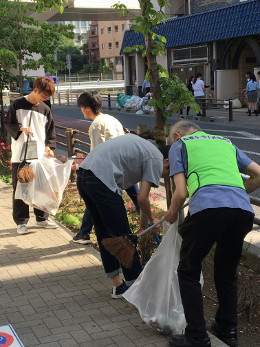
[62,20,91,46]
[98,20,129,80]
[121,0,260,101]
[84,21,100,66]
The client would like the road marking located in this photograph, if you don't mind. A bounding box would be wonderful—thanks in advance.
[204,129,260,140]
[242,150,260,156]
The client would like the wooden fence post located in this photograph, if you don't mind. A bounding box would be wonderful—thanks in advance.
[66,129,75,181]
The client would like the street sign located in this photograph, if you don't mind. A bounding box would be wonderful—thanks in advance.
[0,325,24,346]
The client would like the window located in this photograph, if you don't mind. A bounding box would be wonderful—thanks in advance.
[81,21,86,28]
[115,41,119,48]
[116,57,123,65]
[108,27,111,34]
[102,43,105,49]
[122,24,125,31]
[108,43,112,49]
[101,28,104,35]
[115,25,118,32]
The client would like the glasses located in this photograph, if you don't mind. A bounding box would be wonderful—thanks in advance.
[38,92,50,100]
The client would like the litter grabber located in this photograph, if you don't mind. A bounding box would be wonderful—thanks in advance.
[102,217,165,269]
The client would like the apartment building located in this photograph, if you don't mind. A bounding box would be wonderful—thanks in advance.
[98,20,129,80]
[84,21,99,65]
[62,20,91,46]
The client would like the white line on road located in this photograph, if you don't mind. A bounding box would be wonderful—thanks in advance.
[242,150,260,156]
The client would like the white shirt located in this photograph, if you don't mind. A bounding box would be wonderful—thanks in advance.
[88,114,124,151]
[192,79,205,97]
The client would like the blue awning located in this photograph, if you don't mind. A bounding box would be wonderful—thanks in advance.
[120,0,260,54]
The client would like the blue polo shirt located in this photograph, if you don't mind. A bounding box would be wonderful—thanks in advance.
[169,138,254,215]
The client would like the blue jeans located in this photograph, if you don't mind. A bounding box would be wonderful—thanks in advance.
[79,184,140,235]
[77,169,142,285]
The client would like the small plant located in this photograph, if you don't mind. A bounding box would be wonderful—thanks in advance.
[0,137,12,184]
[62,213,81,226]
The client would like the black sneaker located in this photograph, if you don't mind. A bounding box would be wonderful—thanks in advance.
[169,335,211,346]
[111,281,129,299]
[73,233,92,244]
[210,322,238,347]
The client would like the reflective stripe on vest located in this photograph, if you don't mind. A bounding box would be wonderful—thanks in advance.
[180,131,245,197]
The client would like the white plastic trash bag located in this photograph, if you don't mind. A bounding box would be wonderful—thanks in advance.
[15,154,73,215]
[123,221,186,335]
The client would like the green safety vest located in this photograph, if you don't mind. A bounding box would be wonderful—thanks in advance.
[180,131,245,197]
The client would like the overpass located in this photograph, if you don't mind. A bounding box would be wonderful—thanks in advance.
[28,0,141,22]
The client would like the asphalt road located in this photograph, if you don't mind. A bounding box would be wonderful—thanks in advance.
[52,104,260,199]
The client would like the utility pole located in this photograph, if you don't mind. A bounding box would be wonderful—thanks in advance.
[54,52,59,94]
[66,54,72,102]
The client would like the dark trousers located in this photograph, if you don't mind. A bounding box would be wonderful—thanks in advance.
[79,183,140,235]
[178,208,254,340]
[77,169,142,285]
[12,163,48,225]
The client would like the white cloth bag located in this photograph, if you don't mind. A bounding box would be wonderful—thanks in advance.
[123,221,186,335]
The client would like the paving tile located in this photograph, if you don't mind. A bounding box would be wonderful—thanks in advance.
[0,179,229,347]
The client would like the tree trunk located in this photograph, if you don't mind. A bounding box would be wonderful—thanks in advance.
[0,89,6,137]
[145,31,165,132]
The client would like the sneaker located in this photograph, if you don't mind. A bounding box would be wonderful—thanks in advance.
[111,281,129,299]
[169,335,211,346]
[73,233,92,244]
[36,220,58,229]
[17,224,28,235]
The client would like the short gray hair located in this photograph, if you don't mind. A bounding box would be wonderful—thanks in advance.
[170,120,201,142]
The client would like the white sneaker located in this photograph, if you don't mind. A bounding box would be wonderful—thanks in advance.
[17,224,28,235]
[36,220,58,229]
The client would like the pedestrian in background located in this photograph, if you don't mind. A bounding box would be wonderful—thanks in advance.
[165,120,260,347]
[192,73,205,116]
[142,79,150,96]
[186,76,194,115]
[246,73,259,116]
[257,70,260,109]
[242,71,251,113]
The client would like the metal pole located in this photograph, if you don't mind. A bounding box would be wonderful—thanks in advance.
[69,68,72,103]
[229,99,233,121]
[108,94,111,109]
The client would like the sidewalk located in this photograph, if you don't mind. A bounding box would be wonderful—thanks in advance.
[0,180,227,346]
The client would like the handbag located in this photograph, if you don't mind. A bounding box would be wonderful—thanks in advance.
[19,111,38,161]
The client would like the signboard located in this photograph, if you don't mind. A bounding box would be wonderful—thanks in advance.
[0,325,24,347]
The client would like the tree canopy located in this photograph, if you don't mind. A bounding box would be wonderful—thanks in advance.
[0,0,74,92]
